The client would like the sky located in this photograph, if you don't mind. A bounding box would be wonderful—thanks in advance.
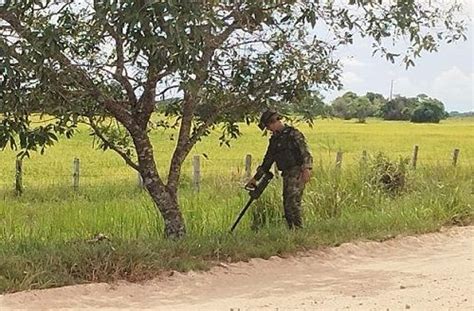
[1,0,472,112]
[323,0,474,112]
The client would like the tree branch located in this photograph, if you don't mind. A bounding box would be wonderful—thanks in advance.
[223,38,279,49]
[157,84,180,99]
[166,19,242,191]
[137,66,175,129]
[87,117,140,171]
[186,110,220,149]
[105,24,137,103]
[166,101,234,191]
[0,11,138,129]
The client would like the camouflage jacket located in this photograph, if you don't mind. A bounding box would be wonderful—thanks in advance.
[256,125,312,178]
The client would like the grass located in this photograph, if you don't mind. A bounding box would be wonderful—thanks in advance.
[0,117,473,293]
[1,117,473,189]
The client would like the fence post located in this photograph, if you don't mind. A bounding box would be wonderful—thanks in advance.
[336,151,343,169]
[452,148,460,167]
[412,145,419,169]
[15,158,23,196]
[73,157,80,191]
[193,155,201,192]
[245,154,252,179]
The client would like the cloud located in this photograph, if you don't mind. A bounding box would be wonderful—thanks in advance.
[431,66,474,107]
[460,0,474,18]
[388,66,473,111]
[340,56,366,68]
[392,77,430,97]
[342,71,364,85]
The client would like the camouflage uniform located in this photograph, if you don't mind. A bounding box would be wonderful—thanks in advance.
[255,125,313,228]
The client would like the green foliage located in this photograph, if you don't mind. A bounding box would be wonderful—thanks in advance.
[410,95,447,123]
[280,91,331,126]
[89,120,135,158]
[381,94,448,123]
[367,153,409,194]
[0,117,75,158]
[365,92,387,118]
[381,95,415,120]
[353,96,373,123]
[0,0,468,155]
[331,91,358,120]
[449,111,474,118]
[331,92,381,122]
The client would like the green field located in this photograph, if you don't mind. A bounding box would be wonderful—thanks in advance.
[0,117,473,293]
[1,117,473,190]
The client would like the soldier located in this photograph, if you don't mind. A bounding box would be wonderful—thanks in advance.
[246,110,313,229]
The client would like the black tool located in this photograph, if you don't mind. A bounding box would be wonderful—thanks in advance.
[230,171,274,232]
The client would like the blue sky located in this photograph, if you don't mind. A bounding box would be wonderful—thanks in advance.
[323,1,473,112]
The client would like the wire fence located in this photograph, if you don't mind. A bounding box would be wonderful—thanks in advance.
[0,145,466,195]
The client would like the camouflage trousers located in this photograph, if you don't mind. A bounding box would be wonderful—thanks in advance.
[282,166,305,229]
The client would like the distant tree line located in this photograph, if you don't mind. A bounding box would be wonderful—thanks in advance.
[154,92,461,125]
[449,111,474,117]
[298,91,453,124]
[10,93,459,126]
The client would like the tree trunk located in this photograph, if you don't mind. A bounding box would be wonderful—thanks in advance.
[132,128,186,239]
[146,182,185,239]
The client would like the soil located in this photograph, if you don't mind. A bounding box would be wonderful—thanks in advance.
[1,226,472,310]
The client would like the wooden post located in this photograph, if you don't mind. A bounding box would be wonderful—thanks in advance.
[452,148,460,167]
[15,159,23,196]
[245,154,252,179]
[412,145,419,169]
[336,151,343,169]
[73,157,80,191]
[193,155,201,192]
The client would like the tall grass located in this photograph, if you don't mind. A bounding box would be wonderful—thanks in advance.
[1,117,472,190]
[0,117,473,293]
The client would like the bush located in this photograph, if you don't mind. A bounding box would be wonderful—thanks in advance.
[368,153,409,194]
[410,95,446,123]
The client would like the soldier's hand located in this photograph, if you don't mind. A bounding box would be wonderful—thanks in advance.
[300,168,311,184]
[245,178,257,190]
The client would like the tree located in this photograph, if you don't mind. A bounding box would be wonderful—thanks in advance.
[449,111,474,117]
[292,91,330,122]
[410,94,447,123]
[331,91,358,120]
[331,91,375,122]
[365,92,387,117]
[381,95,417,120]
[0,0,467,238]
[352,96,372,123]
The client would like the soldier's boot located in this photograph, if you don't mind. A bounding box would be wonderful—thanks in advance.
[284,206,303,229]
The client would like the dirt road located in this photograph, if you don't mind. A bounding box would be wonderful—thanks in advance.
[1,226,473,310]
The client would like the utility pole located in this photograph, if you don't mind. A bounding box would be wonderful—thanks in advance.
[389,79,394,101]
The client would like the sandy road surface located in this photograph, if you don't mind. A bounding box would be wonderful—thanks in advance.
[1,226,473,310]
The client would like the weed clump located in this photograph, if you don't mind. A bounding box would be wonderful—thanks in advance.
[368,153,409,194]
